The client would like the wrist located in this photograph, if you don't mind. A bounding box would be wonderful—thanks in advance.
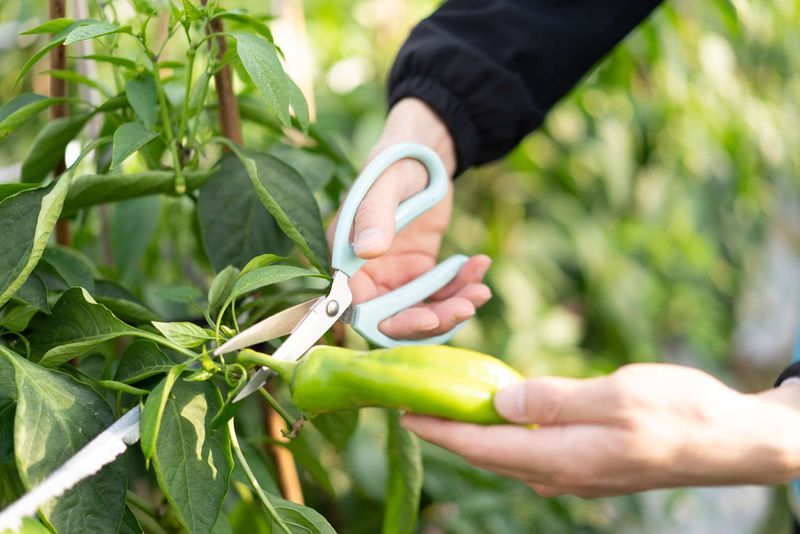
[378,97,457,177]
[750,383,800,478]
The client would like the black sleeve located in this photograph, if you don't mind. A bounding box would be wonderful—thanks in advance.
[388,0,663,175]
[775,361,800,388]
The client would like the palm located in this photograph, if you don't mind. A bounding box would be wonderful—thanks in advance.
[349,187,452,304]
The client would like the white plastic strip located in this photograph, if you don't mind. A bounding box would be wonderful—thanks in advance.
[0,406,141,532]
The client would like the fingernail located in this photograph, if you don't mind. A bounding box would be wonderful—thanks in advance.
[475,260,491,280]
[353,228,385,255]
[454,309,475,322]
[420,317,440,331]
[494,382,525,421]
[476,286,492,302]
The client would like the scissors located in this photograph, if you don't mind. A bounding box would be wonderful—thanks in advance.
[215,142,469,402]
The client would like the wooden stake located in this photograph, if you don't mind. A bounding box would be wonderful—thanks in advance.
[262,386,305,505]
[49,0,71,246]
[203,7,242,145]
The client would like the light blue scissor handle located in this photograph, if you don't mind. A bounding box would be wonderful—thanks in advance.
[352,254,470,347]
[331,142,449,277]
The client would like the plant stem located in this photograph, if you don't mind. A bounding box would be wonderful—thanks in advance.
[126,491,157,518]
[137,331,199,360]
[227,419,291,534]
[151,51,186,194]
[177,45,196,150]
[257,387,296,429]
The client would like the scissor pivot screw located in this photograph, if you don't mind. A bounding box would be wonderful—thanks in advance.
[325,300,340,317]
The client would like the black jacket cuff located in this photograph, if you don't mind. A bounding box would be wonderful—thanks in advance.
[775,361,800,388]
[388,76,481,177]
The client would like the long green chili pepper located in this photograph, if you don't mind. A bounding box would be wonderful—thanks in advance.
[238,345,524,424]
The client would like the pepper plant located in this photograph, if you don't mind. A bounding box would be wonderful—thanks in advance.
[0,1,424,532]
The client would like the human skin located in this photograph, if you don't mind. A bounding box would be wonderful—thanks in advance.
[326,97,492,340]
[402,364,800,497]
[333,98,800,496]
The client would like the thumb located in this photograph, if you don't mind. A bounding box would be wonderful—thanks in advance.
[494,377,610,425]
[352,158,428,259]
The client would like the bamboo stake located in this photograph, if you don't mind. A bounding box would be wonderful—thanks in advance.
[49,0,71,246]
[202,1,242,145]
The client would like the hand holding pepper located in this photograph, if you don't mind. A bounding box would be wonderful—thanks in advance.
[402,363,800,497]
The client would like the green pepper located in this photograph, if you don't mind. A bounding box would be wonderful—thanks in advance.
[238,345,523,424]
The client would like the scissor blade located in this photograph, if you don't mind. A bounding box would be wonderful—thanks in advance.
[233,271,353,402]
[214,298,321,356]
[232,307,335,402]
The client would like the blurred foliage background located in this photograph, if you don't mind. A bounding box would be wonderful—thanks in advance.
[2,0,799,532]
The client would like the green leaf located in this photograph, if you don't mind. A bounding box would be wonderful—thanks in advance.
[72,53,137,70]
[0,178,70,308]
[64,170,212,210]
[187,69,212,114]
[44,69,112,98]
[118,505,144,534]
[0,349,16,402]
[139,365,184,462]
[21,113,91,182]
[2,517,51,534]
[151,380,232,534]
[0,94,68,140]
[266,493,336,534]
[0,302,39,332]
[197,153,292,272]
[20,18,76,35]
[64,21,130,45]
[213,11,273,42]
[230,265,326,305]
[41,245,97,292]
[28,287,143,366]
[208,265,239,317]
[10,273,49,313]
[183,0,203,20]
[1,348,126,533]
[125,74,158,130]
[383,409,422,534]
[111,122,159,168]
[229,147,330,273]
[16,39,65,86]
[0,183,39,203]
[286,77,310,133]
[154,285,203,304]
[311,410,359,451]
[115,339,176,383]
[240,253,285,275]
[234,33,295,127]
[93,279,159,323]
[152,321,214,348]
[0,461,25,510]
[111,196,160,280]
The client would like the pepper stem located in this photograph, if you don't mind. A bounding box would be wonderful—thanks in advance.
[237,349,297,382]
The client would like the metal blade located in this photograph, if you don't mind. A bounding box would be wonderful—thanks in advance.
[214,298,321,356]
[233,271,353,402]
[0,407,141,532]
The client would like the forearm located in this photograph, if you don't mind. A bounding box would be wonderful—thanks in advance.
[389,0,664,174]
